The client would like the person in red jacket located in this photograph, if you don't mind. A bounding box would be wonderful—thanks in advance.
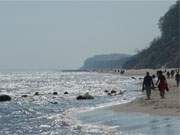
[156,71,169,99]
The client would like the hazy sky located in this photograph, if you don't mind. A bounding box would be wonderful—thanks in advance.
[0,0,176,70]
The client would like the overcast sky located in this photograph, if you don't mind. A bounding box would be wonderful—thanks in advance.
[0,0,176,70]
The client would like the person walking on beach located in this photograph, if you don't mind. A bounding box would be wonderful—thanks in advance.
[171,70,175,78]
[175,72,180,87]
[166,71,170,79]
[142,72,155,100]
[156,71,169,99]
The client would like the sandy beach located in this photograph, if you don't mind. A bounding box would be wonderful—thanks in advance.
[111,69,180,116]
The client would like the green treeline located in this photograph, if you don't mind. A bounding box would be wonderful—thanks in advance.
[81,54,131,70]
[123,1,179,69]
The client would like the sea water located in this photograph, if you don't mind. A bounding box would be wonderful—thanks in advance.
[1,71,176,135]
[77,108,180,135]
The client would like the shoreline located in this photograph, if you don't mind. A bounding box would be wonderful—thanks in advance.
[110,69,180,116]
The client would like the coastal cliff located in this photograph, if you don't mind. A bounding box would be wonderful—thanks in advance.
[81,54,131,70]
[123,1,179,69]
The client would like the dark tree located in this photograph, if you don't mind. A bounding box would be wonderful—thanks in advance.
[124,1,180,69]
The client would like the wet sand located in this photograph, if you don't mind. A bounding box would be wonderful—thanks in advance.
[111,69,180,116]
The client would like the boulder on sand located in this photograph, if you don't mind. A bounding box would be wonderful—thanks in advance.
[76,92,94,100]
[0,94,11,102]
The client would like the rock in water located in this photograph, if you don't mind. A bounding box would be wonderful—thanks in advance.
[0,95,11,102]
[76,95,84,100]
[53,92,58,95]
[104,90,109,93]
[131,77,136,80]
[34,92,39,96]
[118,91,124,95]
[111,90,116,94]
[22,95,27,97]
[49,101,58,104]
[64,91,68,94]
[107,90,117,96]
[76,93,94,100]
[108,93,112,96]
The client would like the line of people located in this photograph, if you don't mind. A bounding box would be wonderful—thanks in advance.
[142,69,180,100]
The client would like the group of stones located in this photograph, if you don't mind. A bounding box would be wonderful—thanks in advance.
[0,91,69,102]
[0,89,125,102]
[0,76,137,102]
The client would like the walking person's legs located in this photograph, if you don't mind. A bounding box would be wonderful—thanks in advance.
[146,86,151,100]
[177,80,179,87]
[160,90,165,99]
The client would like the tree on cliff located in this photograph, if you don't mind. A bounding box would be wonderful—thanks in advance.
[123,1,179,69]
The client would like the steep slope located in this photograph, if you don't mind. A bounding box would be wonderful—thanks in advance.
[81,54,131,70]
[123,1,179,69]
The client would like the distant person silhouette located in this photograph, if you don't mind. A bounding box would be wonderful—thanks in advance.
[175,72,180,87]
[156,71,169,99]
[176,68,180,73]
[171,70,175,78]
[152,74,156,79]
[157,70,162,79]
[166,71,170,79]
[152,74,156,88]
[120,70,125,74]
[142,72,154,100]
